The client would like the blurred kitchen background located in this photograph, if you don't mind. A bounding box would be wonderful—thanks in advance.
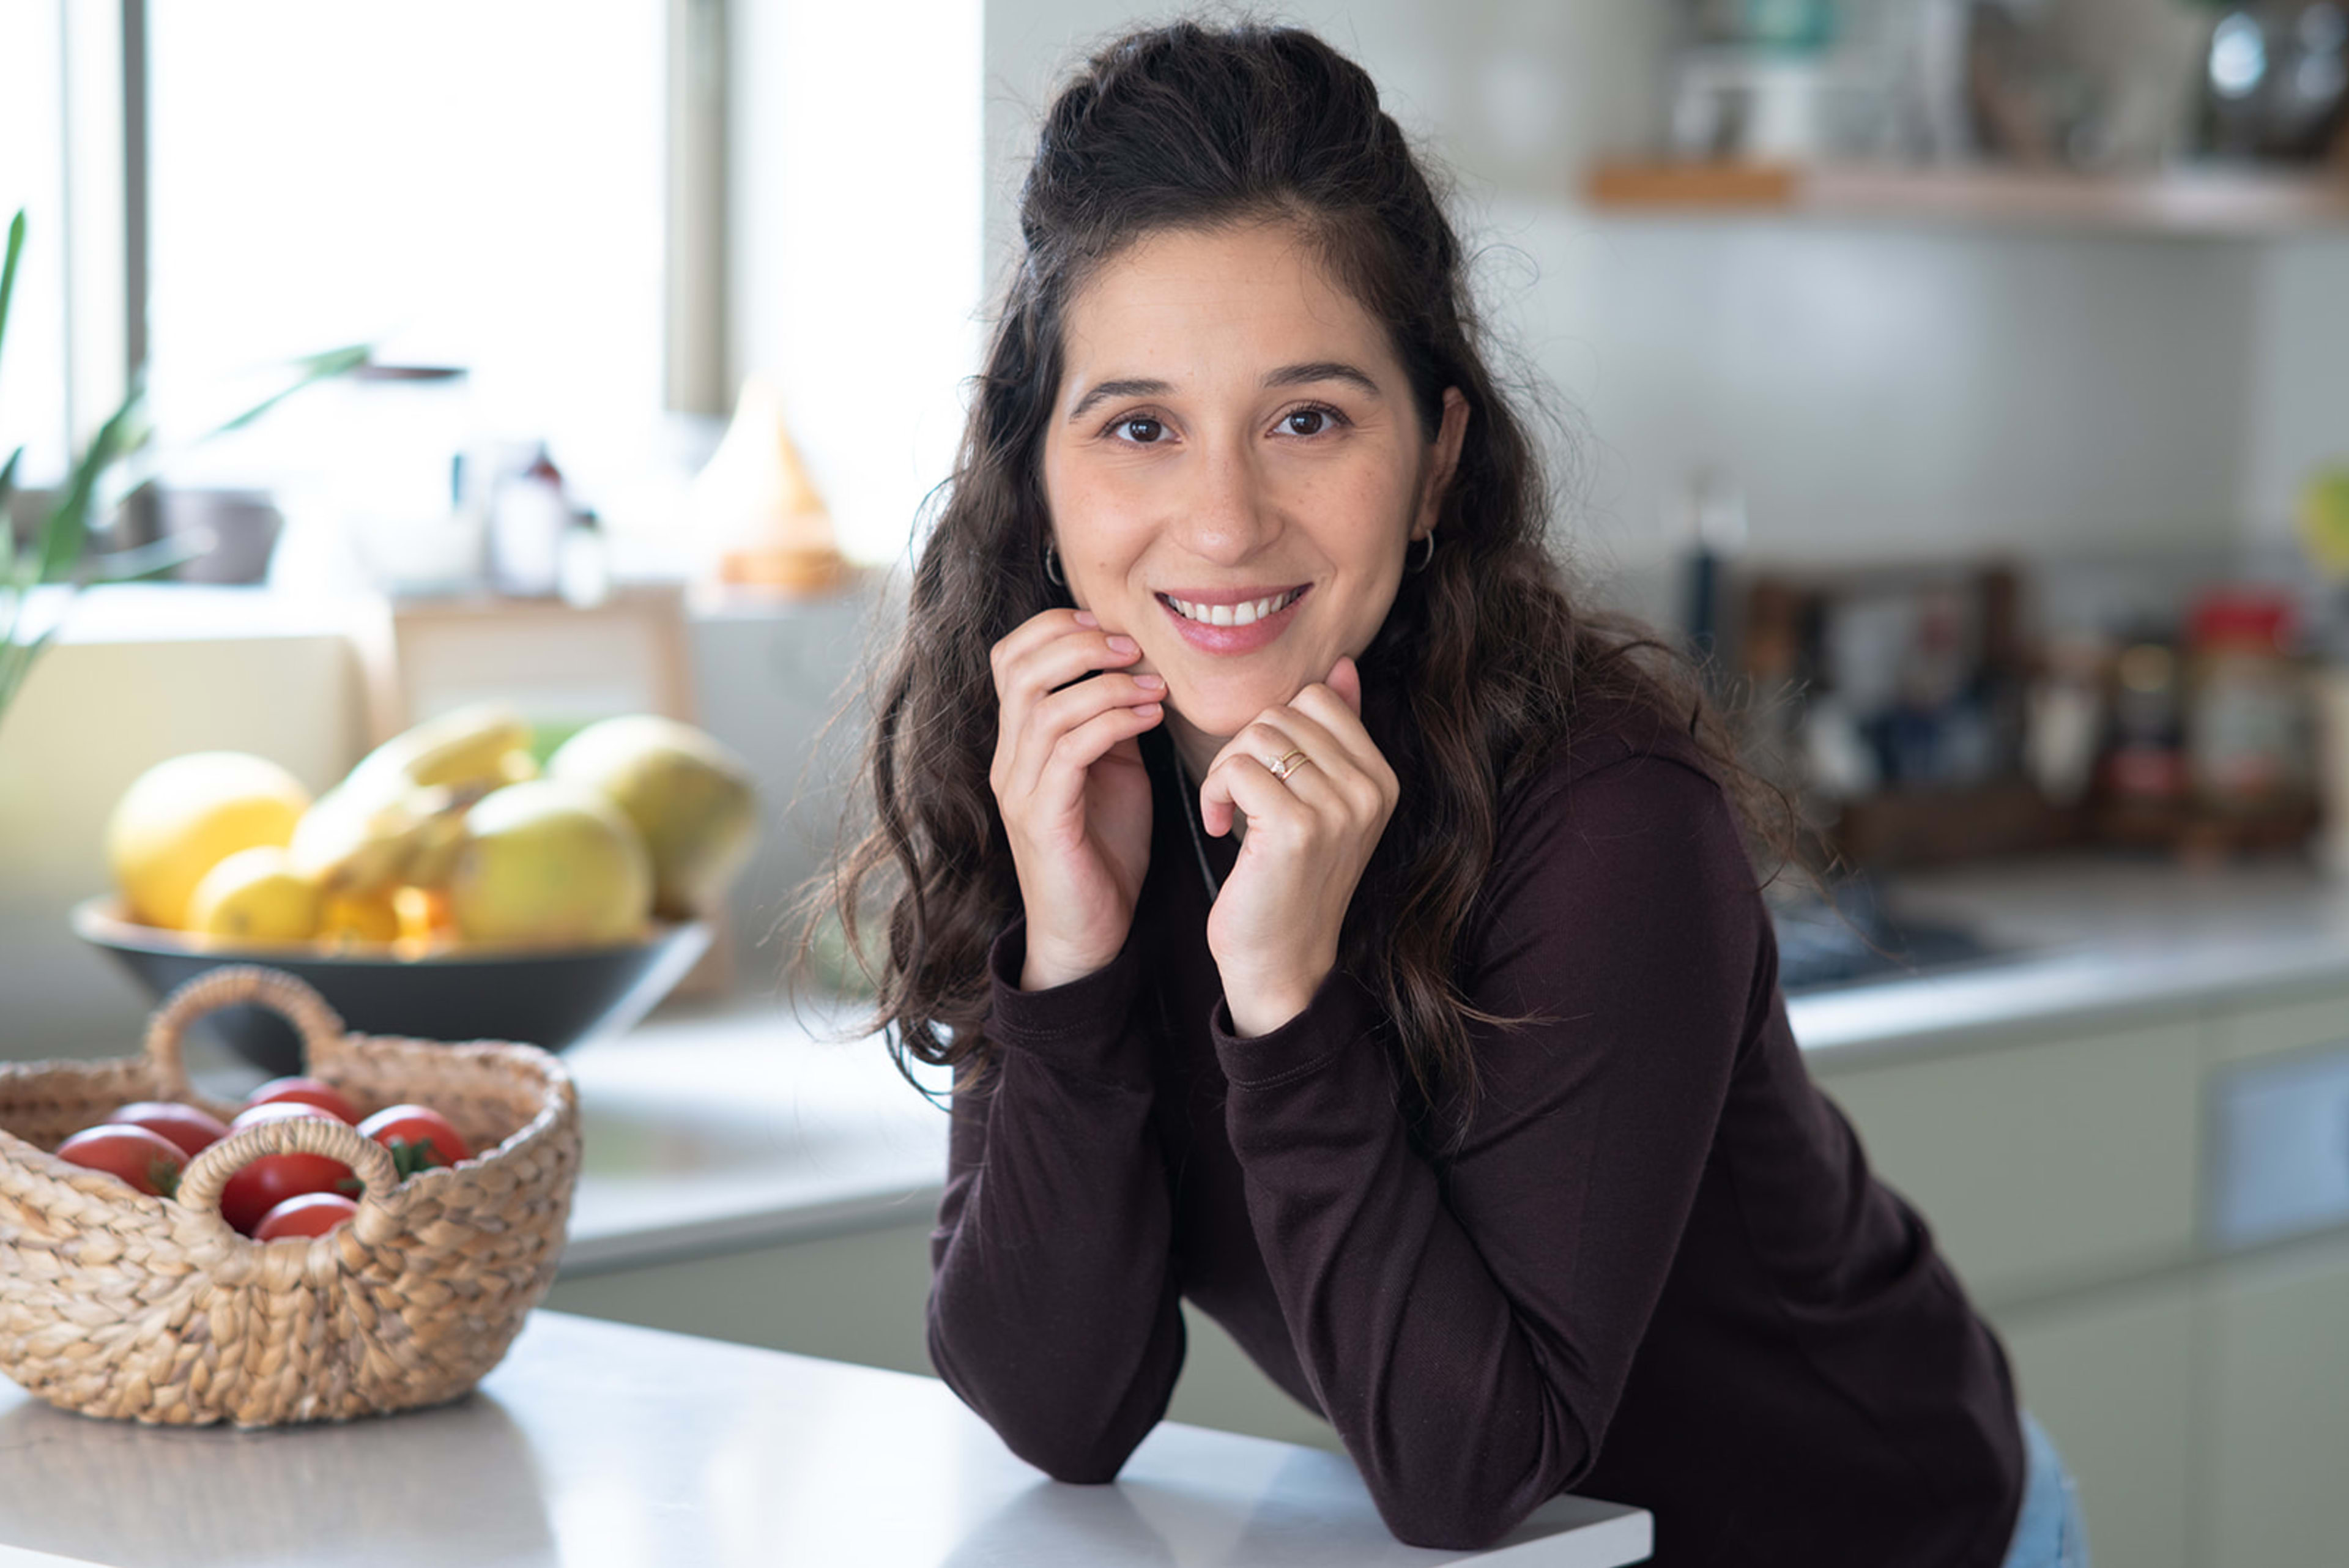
[6,2,2349,1564]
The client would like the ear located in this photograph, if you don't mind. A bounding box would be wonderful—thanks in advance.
[1412,387,1471,540]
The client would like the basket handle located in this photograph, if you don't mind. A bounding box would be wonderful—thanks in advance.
[143,965,349,1098]
[177,1113,401,1231]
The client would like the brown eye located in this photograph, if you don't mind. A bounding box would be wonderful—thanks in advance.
[1284,409,1329,436]
[1118,417,1165,443]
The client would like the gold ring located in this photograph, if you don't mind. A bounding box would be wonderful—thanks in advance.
[1266,749,1310,782]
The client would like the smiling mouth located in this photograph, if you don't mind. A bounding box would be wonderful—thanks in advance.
[1156,587,1308,627]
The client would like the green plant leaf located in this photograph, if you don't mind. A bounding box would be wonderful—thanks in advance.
[82,530,210,584]
[209,343,371,437]
[0,447,18,587]
[34,387,144,585]
[0,209,24,381]
[0,607,62,716]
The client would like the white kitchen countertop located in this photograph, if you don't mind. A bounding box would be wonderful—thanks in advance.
[1791,854,2349,1061]
[0,1311,1651,1568]
[557,855,2349,1275]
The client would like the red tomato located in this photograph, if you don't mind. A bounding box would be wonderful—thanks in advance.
[245,1077,359,1124]
[253,1192,359,1242]
[229,1100,341,1134]
[56,1125,187,1198]
[105,1101,231,1158]
[218,1153,356,1236]
[359,1104,470,1173]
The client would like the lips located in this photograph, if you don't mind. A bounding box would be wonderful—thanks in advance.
[1154,585,1310,655]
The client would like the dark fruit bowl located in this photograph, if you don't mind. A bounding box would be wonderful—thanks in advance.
[73,897,712,1077]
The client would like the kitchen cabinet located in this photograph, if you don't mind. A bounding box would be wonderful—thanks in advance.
[1811,970,2349,1568]
[1996,1279,2198,1568]
[545,1221,937,1378]
[1811,1014,2203,1304]
[2209,975,2349,1066]
[2206,1232,2349,1568]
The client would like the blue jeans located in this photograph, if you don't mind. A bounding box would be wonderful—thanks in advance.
[1998,1410,2089,1568]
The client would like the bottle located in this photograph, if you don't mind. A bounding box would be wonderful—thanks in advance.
[488,444,571,598]
[558,508,612,610]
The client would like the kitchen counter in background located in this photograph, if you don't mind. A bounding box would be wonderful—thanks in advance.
[552,852,2349,1279]
[1792,853,2349,1061]
[0,1311,1652,1568]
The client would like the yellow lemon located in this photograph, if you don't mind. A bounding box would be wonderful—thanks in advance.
[105,753,312,930]
[447,780,651,947]
[548,716,759,920]
[187,847,323,943]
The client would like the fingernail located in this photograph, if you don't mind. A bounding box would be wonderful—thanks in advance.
[1135,673,1165,689]
[1106,634,1138,653]
[1074,610,1098,627]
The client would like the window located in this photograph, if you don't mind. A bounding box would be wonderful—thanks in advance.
[146,1,667,463]
[0,4,73,486]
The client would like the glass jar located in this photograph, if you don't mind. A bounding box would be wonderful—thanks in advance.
[2186,589,2309,815]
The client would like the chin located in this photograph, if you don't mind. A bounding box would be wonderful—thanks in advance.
[1165,668,1310,737]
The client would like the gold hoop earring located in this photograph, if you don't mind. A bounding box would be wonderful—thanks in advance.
[1044,541,1065,587]
[1409,532,1436,573]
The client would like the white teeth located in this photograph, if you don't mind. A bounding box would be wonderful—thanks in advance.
[1166,589,1300,626]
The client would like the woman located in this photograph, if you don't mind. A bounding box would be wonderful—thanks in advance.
[821,21,2085,1567]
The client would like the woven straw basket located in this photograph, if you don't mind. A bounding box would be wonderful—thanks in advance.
[0,965,581,1427]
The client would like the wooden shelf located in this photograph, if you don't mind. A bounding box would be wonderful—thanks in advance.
[1586,161,2349,237]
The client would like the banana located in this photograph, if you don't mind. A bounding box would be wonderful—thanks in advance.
[352,704,535,796]
[289,707,540,898]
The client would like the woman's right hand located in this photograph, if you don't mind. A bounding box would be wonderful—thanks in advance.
[989,608,1165,990]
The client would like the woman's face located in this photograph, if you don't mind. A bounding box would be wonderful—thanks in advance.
[1040,221,1467,740]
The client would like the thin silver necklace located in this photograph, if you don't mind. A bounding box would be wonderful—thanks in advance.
[1168,746,1223,899]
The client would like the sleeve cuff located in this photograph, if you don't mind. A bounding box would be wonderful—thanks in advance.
[985,916,1152,1089]
[1210,967,1382,1091]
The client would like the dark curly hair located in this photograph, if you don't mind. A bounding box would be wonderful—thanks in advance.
[804,18,1794,1137]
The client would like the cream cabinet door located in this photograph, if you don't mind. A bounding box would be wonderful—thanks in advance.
[2210,981,2349,1066]
[1813,1017,2203,1304]
[546,1221,937,1376]
[2206,1236,2349,1568]
[1994,1280,2197,1568]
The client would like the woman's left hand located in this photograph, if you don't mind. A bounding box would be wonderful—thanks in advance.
[1197,655,1399,1037]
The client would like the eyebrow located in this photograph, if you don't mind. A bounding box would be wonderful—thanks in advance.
[1064,360,1386,423]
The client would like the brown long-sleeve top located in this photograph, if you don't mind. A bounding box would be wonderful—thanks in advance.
[926,686,2025,1565]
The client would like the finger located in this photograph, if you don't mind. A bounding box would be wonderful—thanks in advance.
[1001,625,1143,708]
[1326,655,1362,716]
[1010,674,1168,799]
[1031,701,1164,820]
[992,618,1145,765]
[1199,719,1324,835]
[1201,748,1318,841]
[1223,713,1353,817]
[1285,680,1392,787]
[989,608,1098,685]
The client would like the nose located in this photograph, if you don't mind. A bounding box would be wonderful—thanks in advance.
[1167,436,1281,566]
